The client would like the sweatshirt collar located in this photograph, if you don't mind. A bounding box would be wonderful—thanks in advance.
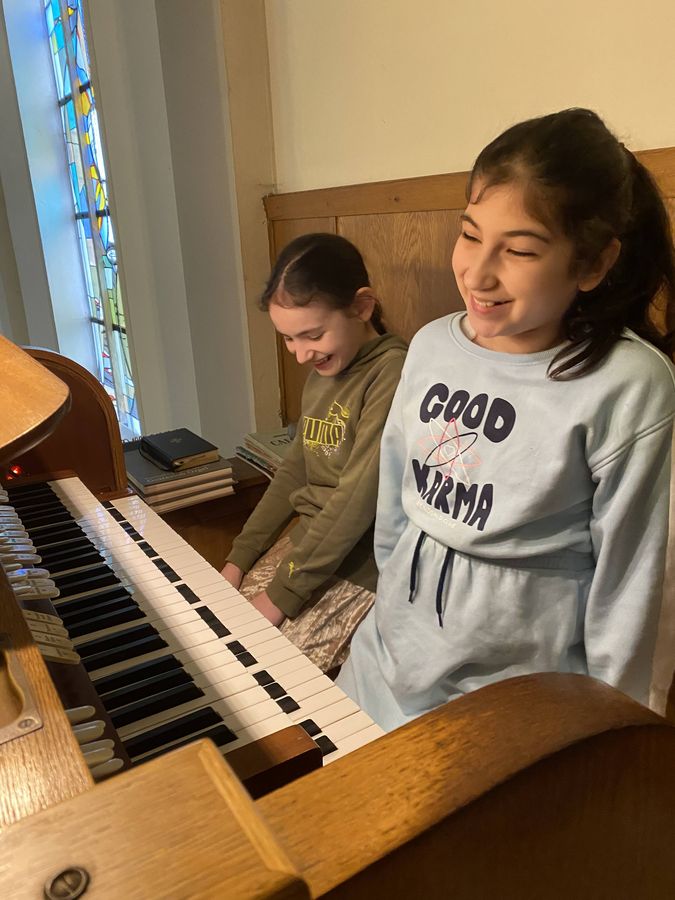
[450,313,567,366]
[338,332,407,377]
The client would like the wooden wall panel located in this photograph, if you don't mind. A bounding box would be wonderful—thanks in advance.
[268,217,335,424]
[339,210,465,342]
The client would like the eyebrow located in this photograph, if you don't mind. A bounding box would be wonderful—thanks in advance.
[460,213,551,244]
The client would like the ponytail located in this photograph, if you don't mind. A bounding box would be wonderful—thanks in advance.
[551,154,675,377]
[370,298,387,335]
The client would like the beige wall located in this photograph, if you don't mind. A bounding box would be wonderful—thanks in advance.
[265,0,675,192]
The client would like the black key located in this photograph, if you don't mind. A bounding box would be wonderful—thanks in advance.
[253,670,274,686]
[38,539,100,566]
[174,583,201,604]
[108,682,203,728]
[53,566,121,597]
[262,682,286,700]
[236,652,257,667]
[276,695,300,714]
[315,735,338,756]
[66,604,146,639]
[152,558,180,583]
[196,607,230,638]
[20,509,73,529]
[298,719,321,737]
[6,483,56,502]
[123,707,224,758]
[61,599,142,632]
[60,596,139,627]
[226,641,247,656]
[57,585,134,617]
[77,623,159,658]
[7,490,59,509]
[41,549,104,576]
[135,723,237,764]
[137,541,157,558]
[100,667,193,711]
[120,523,144,541]
[31,523,87,549]
[81,633,168,672]
[107,508,127,523]
[93,654,183,695]
[11,498,64,518]
[14,495,66,514]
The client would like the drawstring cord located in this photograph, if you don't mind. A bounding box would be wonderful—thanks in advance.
[408,529,453,628]
[408,531,427,604]
[436,548,453,628]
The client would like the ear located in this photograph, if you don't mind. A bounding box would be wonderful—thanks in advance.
[578,238,621,292]
[352,287,377,322]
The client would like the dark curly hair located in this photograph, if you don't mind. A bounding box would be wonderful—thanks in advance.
[468,108,675,377]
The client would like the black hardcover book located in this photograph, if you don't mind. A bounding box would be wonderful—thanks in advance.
[139,428,219,471]
[124,448,232,495]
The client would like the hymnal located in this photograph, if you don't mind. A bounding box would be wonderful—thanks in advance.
[139,428,219,471]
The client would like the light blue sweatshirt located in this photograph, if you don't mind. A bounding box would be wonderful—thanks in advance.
[337,312,675,731]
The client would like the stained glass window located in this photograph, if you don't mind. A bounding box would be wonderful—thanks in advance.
[43,0,140,437]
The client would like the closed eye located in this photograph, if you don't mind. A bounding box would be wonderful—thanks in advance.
[507,249,537,258]
[461,231,480,243]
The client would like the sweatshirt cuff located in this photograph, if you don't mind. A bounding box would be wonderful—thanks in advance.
[266,579,306,618]
[225,545,259,575]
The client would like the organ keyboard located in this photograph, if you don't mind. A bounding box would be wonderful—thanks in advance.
[2,474,383,783]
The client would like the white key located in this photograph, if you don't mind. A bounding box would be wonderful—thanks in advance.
[323,724,385,764]
[83,746,114,767]
[90,757,124,780]
[65,705,96,725]
[72,720,105,743]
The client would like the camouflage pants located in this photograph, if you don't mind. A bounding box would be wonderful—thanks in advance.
[238,535,375,673]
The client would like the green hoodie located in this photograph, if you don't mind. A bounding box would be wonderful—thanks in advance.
[227,332,407,617]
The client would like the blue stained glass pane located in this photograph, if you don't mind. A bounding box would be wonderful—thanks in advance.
[103,258,114,291]
[54,19,64,52]
[82,139,94,169]
[44,0,140,437]
[65,98,76,131]
[98,215,109,251]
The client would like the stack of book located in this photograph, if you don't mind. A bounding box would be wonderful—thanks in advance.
[124,428,234,513]
[235,428,293,479]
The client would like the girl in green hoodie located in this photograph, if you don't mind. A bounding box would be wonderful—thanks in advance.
[222,234,407,672]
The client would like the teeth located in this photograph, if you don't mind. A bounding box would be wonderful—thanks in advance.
[475,299,504,308]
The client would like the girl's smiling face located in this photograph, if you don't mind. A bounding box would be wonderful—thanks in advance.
[269,290,377,376]
[452,180,603,354]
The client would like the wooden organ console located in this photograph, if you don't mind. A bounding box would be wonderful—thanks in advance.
[1,335,674,899]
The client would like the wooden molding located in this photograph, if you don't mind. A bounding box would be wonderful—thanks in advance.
[264,146,675,222]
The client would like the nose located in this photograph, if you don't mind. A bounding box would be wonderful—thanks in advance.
[296,344,314,364]
[463,249,499,292]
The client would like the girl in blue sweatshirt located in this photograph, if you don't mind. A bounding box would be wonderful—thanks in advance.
[338,108,675,731]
